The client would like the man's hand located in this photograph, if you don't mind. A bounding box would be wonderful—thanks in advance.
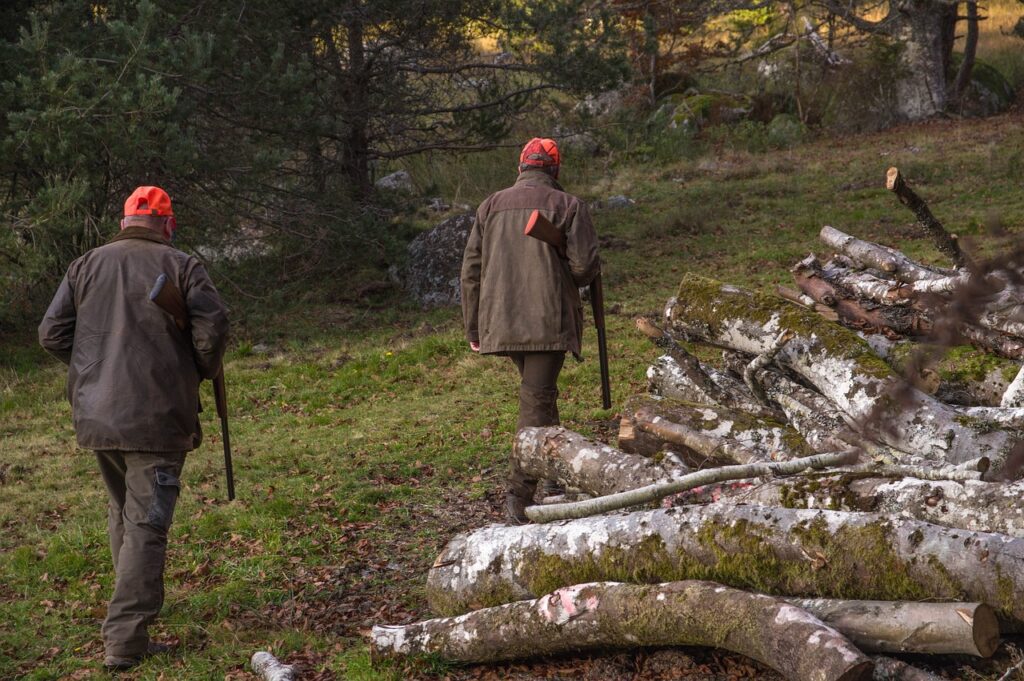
[470,341,480,352]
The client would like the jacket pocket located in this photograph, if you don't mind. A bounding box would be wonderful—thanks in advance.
[146,468,181,531]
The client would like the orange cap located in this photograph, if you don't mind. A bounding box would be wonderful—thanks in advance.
[519,138,560,169]
[124,186,173,217]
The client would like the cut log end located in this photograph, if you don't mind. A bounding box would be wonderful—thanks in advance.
[972,603,1001,658]
[886,166,901,192]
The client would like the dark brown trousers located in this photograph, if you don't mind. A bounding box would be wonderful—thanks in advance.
[506,351,565,499]
[95,450,185,657]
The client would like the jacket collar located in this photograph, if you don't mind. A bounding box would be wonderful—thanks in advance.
[108,226,172,246]
[514,169,564,192]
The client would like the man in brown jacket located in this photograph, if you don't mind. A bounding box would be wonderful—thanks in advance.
[461,138,600,522]
[39,186,229,669]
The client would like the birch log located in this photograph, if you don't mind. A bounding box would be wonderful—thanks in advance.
[885,166,967,268]
[666,274,1023,477]
[674,475,1024,537]
[426,503,1024,625]
[512,426,689,498]
[787,598,999,656]
[374,581,873,681]
[819,226,953,283]
[618,394,813,465]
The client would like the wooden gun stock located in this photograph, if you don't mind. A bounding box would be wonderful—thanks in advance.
[149,274,235,500]
[524,210,611,409]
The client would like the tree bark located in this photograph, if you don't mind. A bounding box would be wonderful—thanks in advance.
[890,1,957,120]
[786,598,999,657]
[375,581,874,681]
[673,474,1024,537]
[952,1,979,101]
[819,226,953,283]
[512,426,690,499]
[883,343,1017,406]
[426,502,1024,625]
[666,274,1023,477]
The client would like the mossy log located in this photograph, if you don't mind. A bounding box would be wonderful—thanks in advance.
[674,474,1024,538]
[883,343,1017,407]
[666,274,1022,477]
[787,598,998,657]
[374,580,873,681]
[513,426,689,499]
[426,503,1024,625]
[618,394,813,466]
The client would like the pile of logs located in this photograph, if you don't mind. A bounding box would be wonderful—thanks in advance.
[369,169,1024,681]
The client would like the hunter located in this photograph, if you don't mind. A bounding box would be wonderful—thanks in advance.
[460,137,601,523]
[38,186,229,670]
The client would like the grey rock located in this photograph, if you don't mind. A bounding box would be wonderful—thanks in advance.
[605,195,635,209]
[375,170,414,193]
[573,88,626,118]
[403,213,475,308]
[427,197,450,212]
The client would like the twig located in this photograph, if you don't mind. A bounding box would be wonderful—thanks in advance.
[525,450,857,523]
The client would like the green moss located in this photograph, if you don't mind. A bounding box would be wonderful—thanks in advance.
[673,274,893,382]
[996,566,1015,619]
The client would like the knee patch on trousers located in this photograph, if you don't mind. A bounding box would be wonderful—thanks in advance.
[146,469,181,531]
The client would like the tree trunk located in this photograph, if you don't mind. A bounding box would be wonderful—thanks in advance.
[786,598,999,657]
[375,581,873,681]
[512,426,690,498]
[952,1,979,101]
[667,274,1023,477]
[426,502,1024,625]
[891,1,956,120]
[819,226,953,283]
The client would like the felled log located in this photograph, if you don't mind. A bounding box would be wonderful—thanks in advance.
[373,580,873,681]
[885,167,968,269]
[819,226,953,283]
[526,449,854,523]
[793,256,928,336]
[426,503,1024,626]
[642,339,777,418]
[787,598,998,656]
[512,426,689,499]
[667,274,1022,477]
[618,394,813,465]
[673,473,1024,537]
[883,343,1017,406]
[647,354,851,453]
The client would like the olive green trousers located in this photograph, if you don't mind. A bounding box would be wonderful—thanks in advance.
[506,351,565,499]
[95,450,185,657]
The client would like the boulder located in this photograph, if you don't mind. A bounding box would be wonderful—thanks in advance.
[403,213,475,308]
[375,170,414,193]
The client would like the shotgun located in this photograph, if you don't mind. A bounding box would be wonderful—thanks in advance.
[149,273,235,500]
[525,210,612,409]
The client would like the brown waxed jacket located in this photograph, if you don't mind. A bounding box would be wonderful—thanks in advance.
[461,169,600,356]
[38,227,229,452]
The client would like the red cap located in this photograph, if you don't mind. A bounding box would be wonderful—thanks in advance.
[519,138,560,169]
[124,186,173,217]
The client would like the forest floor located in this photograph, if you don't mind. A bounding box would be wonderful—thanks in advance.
[3,110,1024,680]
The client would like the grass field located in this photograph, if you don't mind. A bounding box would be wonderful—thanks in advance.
[3,107,1024,680]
